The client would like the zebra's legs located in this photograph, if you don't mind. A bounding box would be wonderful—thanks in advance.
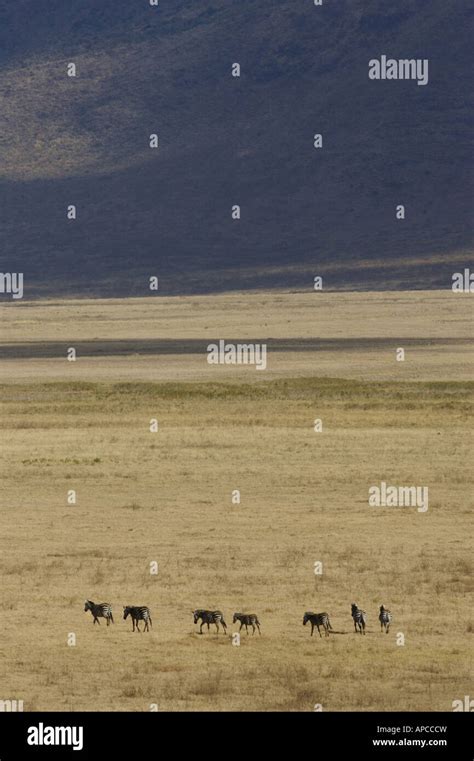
[94,616,100,625]
[310,623,314,636]
[199,622,204,634]
[239,622,244,632]
[246,624,249,635]
[251,624,256,635]
[317,625,322,638]
[257,623,261,635]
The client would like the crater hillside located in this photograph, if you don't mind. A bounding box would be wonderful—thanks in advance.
[0,0,471,296]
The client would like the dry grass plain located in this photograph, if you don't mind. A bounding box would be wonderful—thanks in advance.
[0,291,472,711]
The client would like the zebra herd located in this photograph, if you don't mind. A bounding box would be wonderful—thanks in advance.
[85,600,392,636]
[84,601,152,632]
[302,605,392,638]
[349,604,393,635]
[193,610,262,635]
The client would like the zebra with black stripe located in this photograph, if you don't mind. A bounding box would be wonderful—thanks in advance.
[123,606,152,632]
[303,611,332,637]
[84,600,114,626]
[193,609,227,634]
[379,605,392,633]
[233,612,261,635]
[351,603,367,634]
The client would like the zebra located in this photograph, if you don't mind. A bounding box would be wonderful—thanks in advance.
[123,606,152,632]
[351,603,367,634]
[193,609,227,634]
[233,612,261,635]
[84,600,114,626]
[379,605,392,633]
[303,611,332,638]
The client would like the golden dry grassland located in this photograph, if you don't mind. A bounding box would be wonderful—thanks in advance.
[0,291,472,711]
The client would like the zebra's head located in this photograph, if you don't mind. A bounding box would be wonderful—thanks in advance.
[303,612,312,625]
[84,600,93,612]
[123,606,131,620]
[351,603,358,614]
[193,610,202,624]
[232,613,241,624]
[380,605,385,613]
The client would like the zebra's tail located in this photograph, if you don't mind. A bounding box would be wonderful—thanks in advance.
[110,613,115,624]
[149,615,153,628]
[361,612,367,629]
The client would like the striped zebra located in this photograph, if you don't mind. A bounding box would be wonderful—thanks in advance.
[351,603,367,634]
[84,600,114,626]
[123,606,152,632]
[379,605,392,633]
[193,609,227,634]
[233,612,261,635]
[303,611,332,638]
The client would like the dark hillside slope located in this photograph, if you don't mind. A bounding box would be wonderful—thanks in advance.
[0,0,471,296]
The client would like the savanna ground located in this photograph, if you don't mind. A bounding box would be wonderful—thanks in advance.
[0,291,472,711]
